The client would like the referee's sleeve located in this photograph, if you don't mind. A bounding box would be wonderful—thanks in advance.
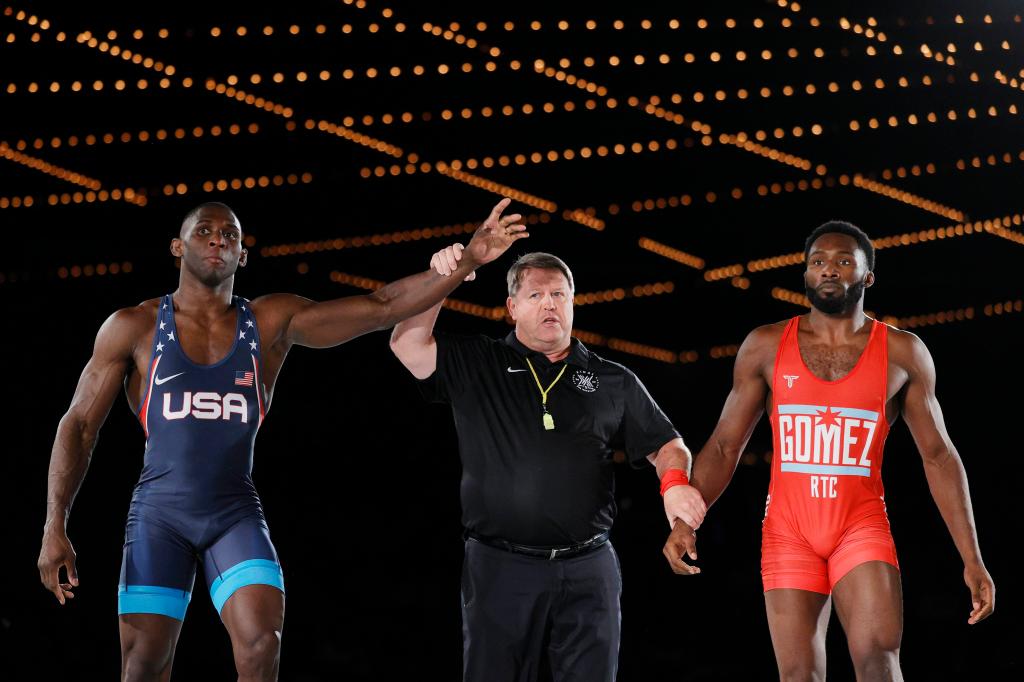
[620,368,680,467]
[416,332,490,404]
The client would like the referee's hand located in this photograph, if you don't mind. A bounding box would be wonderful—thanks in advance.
[663,521,700,576]
[431,243,476,281]
[663,484,706,530]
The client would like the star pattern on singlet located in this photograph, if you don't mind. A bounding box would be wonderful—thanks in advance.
[816,406,841,428]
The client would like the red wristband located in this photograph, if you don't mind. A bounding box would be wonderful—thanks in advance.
[660,469,689,496]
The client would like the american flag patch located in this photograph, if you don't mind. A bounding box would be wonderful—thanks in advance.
[234,371,254,387]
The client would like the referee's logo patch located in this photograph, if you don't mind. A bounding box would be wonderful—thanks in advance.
[571,370,599,393]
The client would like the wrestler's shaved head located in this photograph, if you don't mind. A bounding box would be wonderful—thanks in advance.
[180,201,240,237]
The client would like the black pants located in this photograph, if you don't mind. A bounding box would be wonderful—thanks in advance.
[461,538,622,682]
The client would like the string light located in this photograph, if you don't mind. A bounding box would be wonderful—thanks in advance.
[260,214,552,257]
[401,4,956,224]
[78,21,408,40]
[562,208,605,231]
[206,59,499,86]
[836,12,1024,98]
[665,70,945,108]
[4,5,548,205]
[605,338,679,364]
[772,287,811,307]
[705,265,745,282]
[545,44,830,70]
[435,164,558,212]
[386,6,952,225]
[746,213,1022,275]
[0,194,35,209]
[573,281,674,306]
[0,142,101,189]
[326,99,598,129]
[4,122,262,151]
[1,76,179,96]
[43,187,147,206]
[983,299,1024,317]
[625,176,834,216]
[985,219,1024,245]
[883,307,975,329]
[722,134,816,171]
[300,117,403,158]
[709,345,741,359]
[0,142,147,206]
[473,16,823,32]
[360,138,679,179]
[851,175,964,220]
[56,261,134,279]
[624,142,1024,220]
[155,171,315,198]
[637,238,705,269]
[27,15,418,166]
[26,5,566,223]
[846,101,1018,137]
[329,269,687,364]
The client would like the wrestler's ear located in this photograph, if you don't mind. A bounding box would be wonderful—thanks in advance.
[864,271,875,289]
[170,237,184,258]
[238,248,248,268]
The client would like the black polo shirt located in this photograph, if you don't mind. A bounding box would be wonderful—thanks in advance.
[418,331,680,546]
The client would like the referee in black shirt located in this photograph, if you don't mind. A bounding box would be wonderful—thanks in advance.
[391,231,706,682]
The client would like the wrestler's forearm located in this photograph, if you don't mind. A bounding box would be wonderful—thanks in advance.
[44,414,95,530]
[690,440,743,507]
[290,264,473,347]
[922,449,984,566]
[371,258,477,330]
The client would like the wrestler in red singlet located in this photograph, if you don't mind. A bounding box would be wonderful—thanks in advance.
[662,221,994,680]
[762,316,899,594]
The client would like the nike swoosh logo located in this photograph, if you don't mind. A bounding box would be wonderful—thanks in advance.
[154,372,185,386]
[507,366,527,373]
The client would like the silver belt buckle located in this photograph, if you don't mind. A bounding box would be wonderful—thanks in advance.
[549,547,559,560]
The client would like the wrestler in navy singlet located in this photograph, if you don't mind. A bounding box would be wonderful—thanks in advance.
[118,294,284,620]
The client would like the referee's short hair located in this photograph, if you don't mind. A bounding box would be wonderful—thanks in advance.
[507,252,575,297]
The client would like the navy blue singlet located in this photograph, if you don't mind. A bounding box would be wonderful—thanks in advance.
[117,294,284,620]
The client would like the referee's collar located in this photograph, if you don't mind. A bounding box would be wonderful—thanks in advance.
[503,332,590,368]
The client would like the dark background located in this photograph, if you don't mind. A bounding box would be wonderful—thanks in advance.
[1,1,1021,679]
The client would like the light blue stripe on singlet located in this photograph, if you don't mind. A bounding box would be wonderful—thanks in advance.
[777,404,879,422]
[209,559,285,614]
[777,404,826,415]
[781,463,871,477]
[833,407,880,421]
[118,584,192,620]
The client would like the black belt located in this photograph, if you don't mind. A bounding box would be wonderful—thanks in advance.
[465,530,610,560]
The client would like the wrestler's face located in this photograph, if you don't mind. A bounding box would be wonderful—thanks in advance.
[507,268,574,352]
[803,233,873,315]
[172,205,247,286]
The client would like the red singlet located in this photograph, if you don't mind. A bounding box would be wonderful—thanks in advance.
[762,317,899,594]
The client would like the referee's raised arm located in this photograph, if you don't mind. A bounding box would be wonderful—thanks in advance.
[389,242,469,379]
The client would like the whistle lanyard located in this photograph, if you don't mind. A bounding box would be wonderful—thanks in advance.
[525,358,567,430]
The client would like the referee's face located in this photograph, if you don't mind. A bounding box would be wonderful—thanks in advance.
[507,267,574,353]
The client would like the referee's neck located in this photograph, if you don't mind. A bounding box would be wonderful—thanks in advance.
[544,346,572,363]
[514,328,572,363]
